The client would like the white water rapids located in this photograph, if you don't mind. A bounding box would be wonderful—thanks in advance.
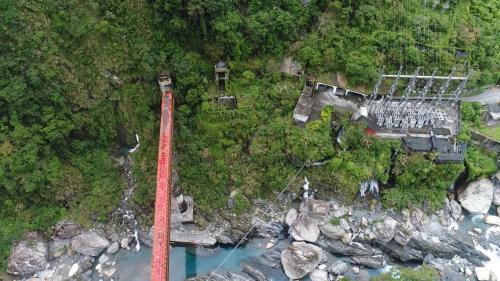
[303,177,312,199]
[128,134,140,154]
[117,135,142,252]
[475,226,500,280]
[475,243,500,280]
[360,179,379,197]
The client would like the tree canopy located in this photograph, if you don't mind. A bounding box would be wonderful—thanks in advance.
[0,0,498,270]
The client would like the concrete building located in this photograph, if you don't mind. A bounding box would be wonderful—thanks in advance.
[403,130,466,163]
[214,61,238,109]
[291,67,470,163]
[215,61,229,93]
[293,80,363,125]
[293,79,315,126]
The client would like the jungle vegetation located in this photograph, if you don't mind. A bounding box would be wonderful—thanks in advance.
[0,0,498,268]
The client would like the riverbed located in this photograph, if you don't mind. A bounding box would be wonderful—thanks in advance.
[93,238,400,281]
[93,238,277,281]
[95,207,500,281]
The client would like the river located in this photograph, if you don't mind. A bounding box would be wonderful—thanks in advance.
[93,237,401,281]
[94,206,500,281]
[92,238,280,281]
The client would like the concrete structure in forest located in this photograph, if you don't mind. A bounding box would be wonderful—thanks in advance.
[292,66,472,163]
[293,79,315,126]
[292,80,365,126]
[217,95,238,109]
[215,61,237,109]
[402,128,467,163]
[364,67,470,136]
[361,67,472,163]
[215,61,229,93]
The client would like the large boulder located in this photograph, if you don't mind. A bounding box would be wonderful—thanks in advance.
[458,178,494,214]
[253,219,284,238]
[106,242,120,254]
[371,217,398,243]
[410,208,429,230]
[423,254,468,281]
[316,238,378,256]
[449,199,463,220]
[349,254,386,269]
[375,240,423,262]
[408,232,488,266]
[289,213,320,242]
[71,231,110,256]
[211,210,252,244]
[299,199,331,221]
[339,218,350,231]
[309,268,328,281]
[484,215,500,226]
[285,208,298,227]
[48,239,70,260]
[54,220,81,239]
[281,242,324,279]
[328,261,348,275]
[243,248,283,275]
[241,263,266,281]
[393,222,415,246]
[7,232,48,276]
[493,186,500,206]
[320,223,345,240]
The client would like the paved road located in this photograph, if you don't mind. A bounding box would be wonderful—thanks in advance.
[462,87,500,104]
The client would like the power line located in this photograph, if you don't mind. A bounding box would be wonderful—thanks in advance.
[404,0,409,72]
[425,0,429,68]
[206,159,310,281]
[423,0,427,68]
[403,0,406,71]
[399,0,403,67]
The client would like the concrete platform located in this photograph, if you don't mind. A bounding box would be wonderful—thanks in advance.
[171,196,194,224]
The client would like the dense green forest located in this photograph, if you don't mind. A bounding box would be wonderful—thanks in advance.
[0,0,498,268]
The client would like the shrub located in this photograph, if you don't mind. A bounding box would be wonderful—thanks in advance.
[233,193,251,215]
[465,146,497,181]
[242,71,256,80]
[371,265,439,281]
[383,153,464,211]
[287,106,335,164]
[461,102,482,127]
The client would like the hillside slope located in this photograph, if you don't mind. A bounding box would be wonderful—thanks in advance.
[0,0,498,269]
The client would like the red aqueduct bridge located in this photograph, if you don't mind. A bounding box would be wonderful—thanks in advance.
[151,75,174,281]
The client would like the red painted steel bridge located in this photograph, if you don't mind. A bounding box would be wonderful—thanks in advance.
[151,75,174,281]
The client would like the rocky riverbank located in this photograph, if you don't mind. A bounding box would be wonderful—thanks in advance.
[5,156,146,281]
[7,166,500,281]
[192,171,500,281]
